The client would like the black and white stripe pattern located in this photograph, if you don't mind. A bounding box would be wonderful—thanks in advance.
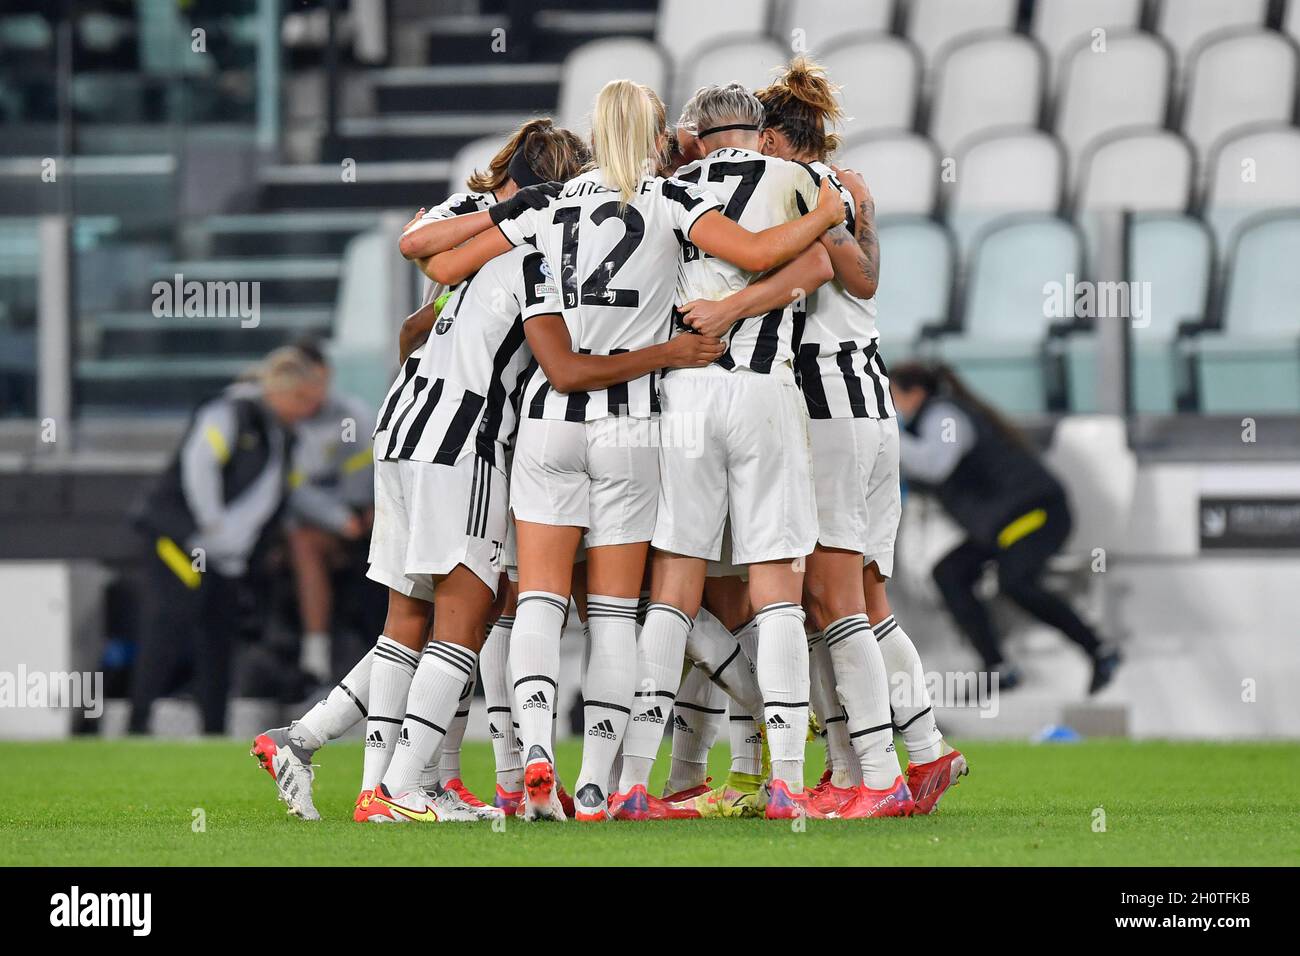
[872,614,899,642]
[423,640,477,681]
[586,596,640,622]
[825,614,876,649]
[462,455,494,539]
[646,602,693,632]
[374,640,420,674]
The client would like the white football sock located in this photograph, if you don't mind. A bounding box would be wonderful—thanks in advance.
[576,595,638,800]
[619,603,692,792]
[825,614,899,789]
[687,607,764,716]
[509,591,567,767]
[755,602,809,791]
[293,645,373,751]
[808,631,859,787]
[362,636,420,790]
[728,617,762,777]
[874,614,945,765]
[667,663,726,795]
[481,614,522,791]
[300,631,331,681]
[436,662,477,785]
[381,641,477,795]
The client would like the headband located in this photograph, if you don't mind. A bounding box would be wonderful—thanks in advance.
[697,123,759,137]
[507,143,545,188]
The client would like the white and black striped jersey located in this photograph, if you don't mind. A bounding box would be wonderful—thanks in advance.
[373,191,497,450]
[793,161,894,420]
[498,168,722,421]
[376,245,559,469]
[672,147,821,374]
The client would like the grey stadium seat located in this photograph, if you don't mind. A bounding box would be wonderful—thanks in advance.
[907,0,1017,68]
[935,215,1085,413]
[1154,0,1269,66]
[1054,31,1172,178]
[837,132,940,217]
[872,216,956,353]
[1066,214,1213,413]
[673,36,787,115]
[1075,128,1194,261]
[1192,212,1300,413]
[657,0,770,71]
[948,129,1065,254]
[1182,29,1298,159]
[558,38,670,135]
[822,33,920,138]
[1205,124,1300,253]
[447,136,501,195]
[1031,0,1143,77]
[776,0,894,55]
[929,32,1045,156]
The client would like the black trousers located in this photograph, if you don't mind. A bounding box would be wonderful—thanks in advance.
[129,546,243,734]
[931,495,1101,669]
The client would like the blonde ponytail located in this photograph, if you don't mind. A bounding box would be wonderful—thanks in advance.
[591,79,665,206]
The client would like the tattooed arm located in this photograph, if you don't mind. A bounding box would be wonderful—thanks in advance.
[818,166,879,300]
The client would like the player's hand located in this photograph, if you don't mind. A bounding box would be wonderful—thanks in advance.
[664,331,726,368]
[679,297,740,340]
[831,166,872,206]
[489,182,563,224]
[815,177,846,228]
[340,514,364,540]
[401,208,427,236]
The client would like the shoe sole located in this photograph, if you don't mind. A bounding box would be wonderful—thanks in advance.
[522,763,565,821]
[251,736,320,821]
[913,754,969,816]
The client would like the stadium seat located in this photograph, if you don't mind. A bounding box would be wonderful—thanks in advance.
[673,36,787,115]
[446,135,500,195]
[838,132,940,217]
[1054,31,1172,177]
[1075,129,1194,260]
[928,32,1045,156]
[657,0,771,71]
[1287,0,1300,46]
[821,33,920,138]
[1204,124,1300,253]
[934,215,1084,413]
[906,0,1017,67]
[1192,212,1300,413]
[1182,29,1298,159]
[1031,0,1144,76]
[557,38,670,135]
[1043,415,1137,564]
[947,129,1065,254]
[775,0,894,54]
[1065,215,1214,413]
[1153,0,1269,66]
[873,216,957,353]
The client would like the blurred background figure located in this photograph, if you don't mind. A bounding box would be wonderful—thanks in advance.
[282,339,378,685]
[890,362,1121,695]
[128,347,325,735]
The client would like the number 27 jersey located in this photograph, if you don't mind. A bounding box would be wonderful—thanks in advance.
[498,168,722,421]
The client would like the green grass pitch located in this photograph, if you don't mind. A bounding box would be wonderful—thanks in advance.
[2,739,1296,866]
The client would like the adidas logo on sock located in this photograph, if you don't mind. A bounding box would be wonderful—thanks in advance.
[521,691,549,711]
[488,722,504,740]
[672,714,692,733]
[398,727,410,747]
[633,706,665,724]
[365,730,384,748]
[587,719,617,739]
[745,732,762,744]
[767,713,792,730]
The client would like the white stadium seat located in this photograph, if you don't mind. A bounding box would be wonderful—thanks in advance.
[657,0,770,70]
[1205,124,1300,252]
[1182,29,1298,158]
[935,215,1084,412]
[1031,0,1143,76]
[775,0,894,55]
[672,36,787,115]
[873,216,957,350]
[1054,31,1172,176]
[557,38,670,135]
[837,132,940,217]
[1076,129,1194,242]
[821,33,920,138]
[948,129,1064,253]
[929,31,1045,155]
[1193,213,1300,412]
[907,0,1018,66]
[1288,0,1300,46]
[447,135,501,195]
[1153,0,1269,64]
